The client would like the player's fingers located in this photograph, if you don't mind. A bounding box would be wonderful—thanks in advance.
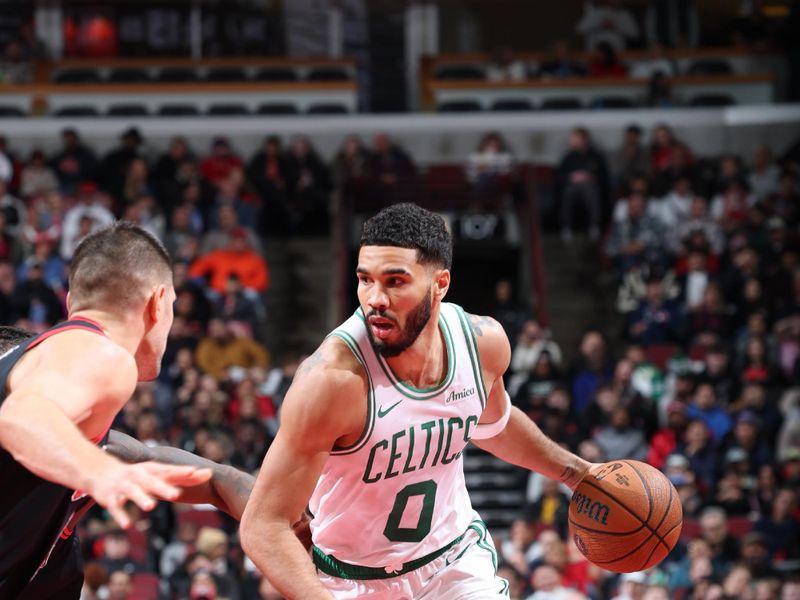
[106,501,132,530]
[139,474,182,502]
[125,484,157,513]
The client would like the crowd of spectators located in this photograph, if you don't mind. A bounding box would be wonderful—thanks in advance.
[0,119,797,599]
[491,121,800,599]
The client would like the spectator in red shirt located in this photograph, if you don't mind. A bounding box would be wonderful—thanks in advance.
[199,137,243,190]
[648,400,689,469]
[188,227,269,294]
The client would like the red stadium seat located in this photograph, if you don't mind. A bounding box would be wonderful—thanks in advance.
[680,518,700,541]
[727,516,754,537]
[644,343,679,370]
[126,528,149,564]
[176,507,224,530]
[131,572,160,600]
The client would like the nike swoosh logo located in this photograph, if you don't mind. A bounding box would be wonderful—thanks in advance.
[377,400,402,418]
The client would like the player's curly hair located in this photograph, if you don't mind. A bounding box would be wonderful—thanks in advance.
[360,203,452,269]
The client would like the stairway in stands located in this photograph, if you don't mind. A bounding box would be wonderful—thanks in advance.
[261,236,336,357]
[463,446,528,535]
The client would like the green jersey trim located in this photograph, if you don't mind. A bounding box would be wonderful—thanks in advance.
[312,531,465,580]
[328,330,376,456]
[453,306,488,411]
[355,309,456,400]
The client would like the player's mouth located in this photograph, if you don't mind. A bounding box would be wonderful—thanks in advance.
[368,316,397,340]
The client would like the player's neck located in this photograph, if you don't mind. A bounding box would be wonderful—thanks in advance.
[384,312,447,390]
[68,309,144,356]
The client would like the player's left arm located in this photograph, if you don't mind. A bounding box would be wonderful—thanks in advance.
[105,430,253,520]
[466,313,594,490]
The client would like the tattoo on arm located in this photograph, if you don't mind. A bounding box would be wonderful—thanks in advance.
[296,348,326,377]
[468,314,497,337]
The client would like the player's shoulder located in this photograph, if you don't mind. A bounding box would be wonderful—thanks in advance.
[462,311,511,375]
[293,335,368,395]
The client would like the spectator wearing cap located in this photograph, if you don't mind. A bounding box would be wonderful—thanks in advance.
[200,137,243,190]
[611,570,648,600]
[687,382,733,442]
[754,487,800,561]
[189,226,269,295]
[19,149,58,198]
[50,128,97,194]
[59,181,114,260]
[647,401,689,469]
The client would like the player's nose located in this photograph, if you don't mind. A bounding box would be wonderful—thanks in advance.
[367,285,389,311]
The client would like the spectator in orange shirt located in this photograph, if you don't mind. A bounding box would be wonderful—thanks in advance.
[188,227,269,295]
[199,137,243,190]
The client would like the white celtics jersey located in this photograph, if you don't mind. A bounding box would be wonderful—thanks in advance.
[309,302,488,569]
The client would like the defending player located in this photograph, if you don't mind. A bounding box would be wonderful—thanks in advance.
[241,203,600,599]
[0,326,310,599]
[0,223,213,596]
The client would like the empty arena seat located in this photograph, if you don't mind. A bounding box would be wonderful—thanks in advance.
[205,67,249,82]
[434,64,485,80]
[107,68,151,83]
[437,100,483,113]
[257,102,299,115]
[206,103,250,115]
[541,97,583,110]
[107,104,149,117]
[687,59,733,76]
[131,573,159,600]
[307,103,349,114]
[155,67,199,82]
[254,67,298,82]
[53,68,102,84]
[53,106,100,117]
[591,96,636,109]
[306,66,350,81]
[690,94,736,107]
[0,106,25,117]
[490,98,534,112]
[158,104,200,116]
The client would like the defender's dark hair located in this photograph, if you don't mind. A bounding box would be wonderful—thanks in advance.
[360,203,452,269]
[0,326,33,353]
[69,221,172,312]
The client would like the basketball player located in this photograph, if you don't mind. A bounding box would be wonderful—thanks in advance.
[0,223,214,596]
[241,203,600,599]
[0,325,310,599]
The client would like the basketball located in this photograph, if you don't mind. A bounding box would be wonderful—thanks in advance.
[568,460,683,573]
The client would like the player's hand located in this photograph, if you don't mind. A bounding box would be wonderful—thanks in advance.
[565,461,604,491]
[292,510,313,551]
[87,460,213,528]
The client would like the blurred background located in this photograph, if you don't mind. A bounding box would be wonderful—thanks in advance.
[0,1,799,599]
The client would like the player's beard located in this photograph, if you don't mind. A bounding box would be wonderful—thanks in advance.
[367,288,432,358]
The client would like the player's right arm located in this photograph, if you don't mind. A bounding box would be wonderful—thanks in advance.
[240,339,367,600]
[0,332,211,528]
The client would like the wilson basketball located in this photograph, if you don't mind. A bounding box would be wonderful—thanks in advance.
[568,460,683,573]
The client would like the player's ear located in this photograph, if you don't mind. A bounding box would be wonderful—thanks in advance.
[147,284,167,323]
[65,291,72,313]
[433,269,450,300]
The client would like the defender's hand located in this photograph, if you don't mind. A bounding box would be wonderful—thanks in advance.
[87,461,212,528]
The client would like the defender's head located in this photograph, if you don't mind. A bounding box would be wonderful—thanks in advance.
[358,203,451,357]
[68,221,175,381]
